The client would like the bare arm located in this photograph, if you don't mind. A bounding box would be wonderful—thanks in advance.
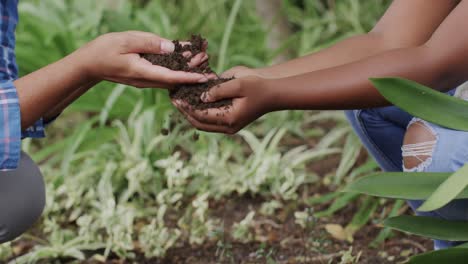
[42,80,99,122]
[15,31,208,129]
[176,0,468,134]
[253,0,459,78]
[267,0,468,110]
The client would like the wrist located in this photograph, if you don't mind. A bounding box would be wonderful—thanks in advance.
[259,77,282,113]
[68,47,101,83]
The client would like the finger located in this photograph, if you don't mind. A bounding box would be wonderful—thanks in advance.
[125,31,175,54]
[129,80,170,89]
[185,114,234,134]
[188,53,208,68]
[201,79,241,103]
[173,101,233,133]
[174,100,233,126]
[182,51,192,58]
[107,76,170,89]
[134,57,208,84]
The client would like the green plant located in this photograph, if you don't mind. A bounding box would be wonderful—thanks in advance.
[3,0,396,262]
[346,77,468,262]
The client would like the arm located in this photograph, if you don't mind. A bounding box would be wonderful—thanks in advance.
[176,0,468,133]
[229,0,459,79]
[16,31,208,129]
[42,80,99,122]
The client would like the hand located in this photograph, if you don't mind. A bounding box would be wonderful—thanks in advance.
[173,76,275,134]
[75,31,209,89]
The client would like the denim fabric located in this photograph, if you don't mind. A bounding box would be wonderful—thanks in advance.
[345,89,468,249]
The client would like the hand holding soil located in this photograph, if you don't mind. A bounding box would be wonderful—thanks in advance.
[141,35,235,110]
[78,31,209,89]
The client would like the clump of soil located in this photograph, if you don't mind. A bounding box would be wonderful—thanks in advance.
[141,34,233,110]
[170,78,234,110]
[141,35,212,74]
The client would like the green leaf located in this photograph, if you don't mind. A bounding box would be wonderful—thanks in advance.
[346,196,378,234]
[343,172,468,200]
[370,77,468,131]
[384,216,468,241]
[314,192,360,217]
[419,164,468,212]
[408,248,468,264]
[371,200,405,247]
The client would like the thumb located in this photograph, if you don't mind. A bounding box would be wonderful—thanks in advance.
[201,79,242,103]
[125,32,175,54]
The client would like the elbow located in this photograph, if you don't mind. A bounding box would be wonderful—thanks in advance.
[366,30,428,52]
[416,43,467,92]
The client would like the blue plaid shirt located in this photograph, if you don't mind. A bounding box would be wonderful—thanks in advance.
[0,0,48,170]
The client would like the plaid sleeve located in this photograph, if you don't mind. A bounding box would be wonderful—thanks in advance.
[0,80,21,170]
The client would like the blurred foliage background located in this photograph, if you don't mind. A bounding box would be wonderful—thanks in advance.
[0,0,401,263]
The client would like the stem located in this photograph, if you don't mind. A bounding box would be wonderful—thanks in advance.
[216,0,243,73]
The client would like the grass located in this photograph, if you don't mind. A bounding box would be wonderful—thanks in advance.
[0,0,421,263]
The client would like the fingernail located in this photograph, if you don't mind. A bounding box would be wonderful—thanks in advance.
[201,92,210,102]
[198,77,208,83]
[161,41,175,53]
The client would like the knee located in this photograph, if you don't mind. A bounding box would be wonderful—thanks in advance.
[0,154,45,243]
[344,110,357,121]
[402,120,437,172]
[345,109,363,128]
[0,183,45,244]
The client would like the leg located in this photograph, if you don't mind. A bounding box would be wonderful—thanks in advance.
[345,88,456,172]
[403,119,468,249]
[345,106,413,172]
[0,152,45,243]
[345,106,457,249]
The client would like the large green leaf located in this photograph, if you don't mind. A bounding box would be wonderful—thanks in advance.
[419,164,468,212]
[384,216,468,241]
[408,248,468,264]
[343,172,468,200]
[370,78,468,131]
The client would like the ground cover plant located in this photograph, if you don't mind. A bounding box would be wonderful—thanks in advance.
[0,0,447,263]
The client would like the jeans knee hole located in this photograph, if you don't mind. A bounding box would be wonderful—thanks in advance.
[402,120,437,172]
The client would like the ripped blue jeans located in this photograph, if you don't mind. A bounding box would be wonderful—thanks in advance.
[345,89,468,249]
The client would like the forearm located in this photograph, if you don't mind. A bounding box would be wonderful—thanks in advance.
[256,0,459,79]
[257,33,394,78]
[14,51,94,129]
[43,79,99,122]
[266,45,455,111]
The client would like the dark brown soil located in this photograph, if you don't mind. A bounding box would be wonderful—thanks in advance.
[141,35,212,74]
[170,78,234,111]
[141,34,233,110]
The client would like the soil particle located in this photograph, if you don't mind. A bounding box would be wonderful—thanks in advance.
[141,34,233,110]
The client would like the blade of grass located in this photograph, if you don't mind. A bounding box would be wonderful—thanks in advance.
[408,248,468,264]
[384,215,468,241]
[344,172,468,200]
[216,0,243,72]
[418,164,468,212]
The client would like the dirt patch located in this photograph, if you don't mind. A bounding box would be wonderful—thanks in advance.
[141,35,233,110]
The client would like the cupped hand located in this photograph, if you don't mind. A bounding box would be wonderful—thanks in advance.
[77,31,209,89]
[172,76,274,134]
